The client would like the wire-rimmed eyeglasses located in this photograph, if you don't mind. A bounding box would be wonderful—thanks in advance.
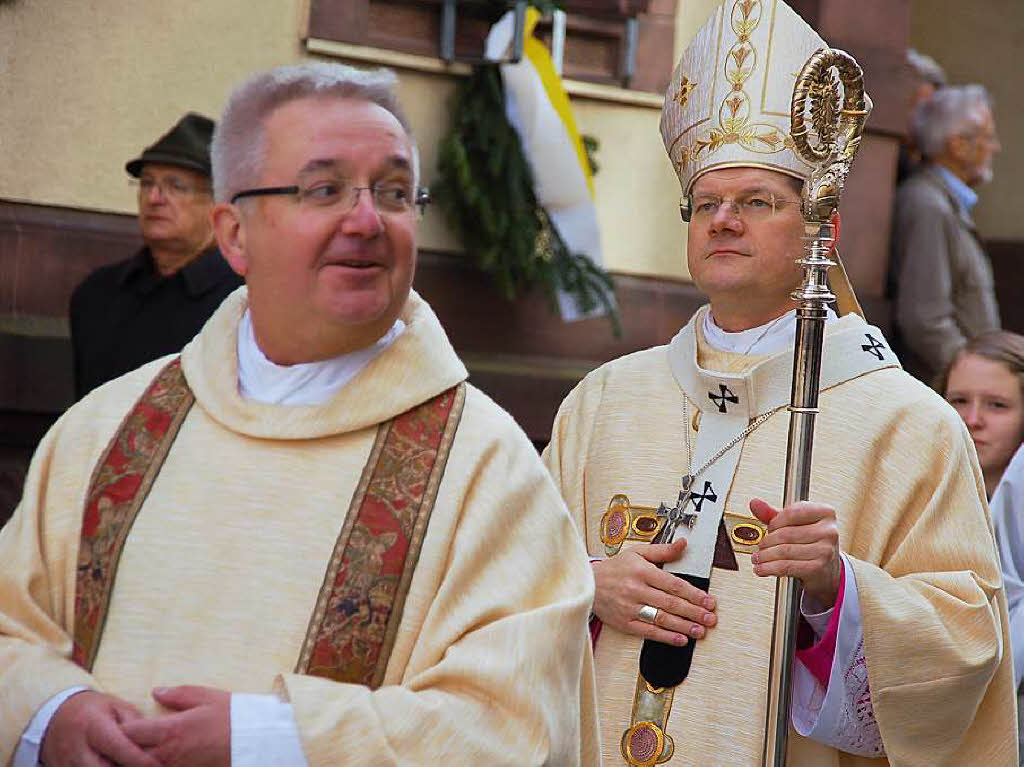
[679,191,801,223]
[230,178,431,216]
[130,177,212,199]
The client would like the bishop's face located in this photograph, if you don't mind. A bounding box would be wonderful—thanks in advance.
[685,167,806,331]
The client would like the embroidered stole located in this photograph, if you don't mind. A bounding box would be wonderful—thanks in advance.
[71,356,466,691]
[295,383,465,686]
[73,359,195,670]
[616,307,899,766]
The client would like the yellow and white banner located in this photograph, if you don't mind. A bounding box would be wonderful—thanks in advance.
[485,8,610,321]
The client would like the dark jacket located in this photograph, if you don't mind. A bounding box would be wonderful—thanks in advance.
[70,246,242,399]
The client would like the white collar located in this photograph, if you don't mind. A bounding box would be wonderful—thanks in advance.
[669,306,898,419]
[702,307,838,357]
[237,309,405,406]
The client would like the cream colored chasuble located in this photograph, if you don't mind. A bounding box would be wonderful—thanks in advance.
[659,307,895,579]
[0,288,600,766]
[545,304,1016,766]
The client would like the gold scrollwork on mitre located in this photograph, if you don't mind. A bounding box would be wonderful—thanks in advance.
[600,495,664,556]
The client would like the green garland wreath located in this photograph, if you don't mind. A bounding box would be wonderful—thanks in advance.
[434,61,621,335]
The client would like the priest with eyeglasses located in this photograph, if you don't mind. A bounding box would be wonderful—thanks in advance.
[1,63,598,767]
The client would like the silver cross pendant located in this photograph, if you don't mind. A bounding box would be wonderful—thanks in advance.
[654,474,699,544]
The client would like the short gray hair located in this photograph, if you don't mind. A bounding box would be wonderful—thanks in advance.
[211,62,417,203]
[912,85,992,160]
[906,48,947,88]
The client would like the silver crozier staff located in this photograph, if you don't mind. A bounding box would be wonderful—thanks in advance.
[762,48,871,766]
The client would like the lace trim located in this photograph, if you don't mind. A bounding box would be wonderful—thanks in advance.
[833,638,885,756]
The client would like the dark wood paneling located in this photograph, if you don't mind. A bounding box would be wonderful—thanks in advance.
[790,0,911,138]
[0,412,66,527]
[838,135,899,299]
[986,239,1024,335]
[829,38,910,139]
[0,200,140,317]
[787,0,820,27]
[0,199,899,391]
[630,10,675,93]
[0,442,36,528]
[416,250,703,362]
[565,0,651,16]
[307,0,675,93]
[820,0,909,51]
[467,362,582,444]
[0,333,74,413]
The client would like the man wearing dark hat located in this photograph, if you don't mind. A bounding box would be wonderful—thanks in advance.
[69,112,242,398]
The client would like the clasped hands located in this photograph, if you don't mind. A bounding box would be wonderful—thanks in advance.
[592,498,842,644]
[40,685,230,767]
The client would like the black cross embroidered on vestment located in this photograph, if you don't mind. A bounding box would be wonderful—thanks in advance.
[861,334,885,361]
[708,384,739,413]
[691,481,718,513]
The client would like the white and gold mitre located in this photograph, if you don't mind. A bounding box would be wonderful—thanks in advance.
[660,0,828,195]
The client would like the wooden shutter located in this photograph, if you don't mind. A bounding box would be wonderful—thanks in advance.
[306,0,676,94]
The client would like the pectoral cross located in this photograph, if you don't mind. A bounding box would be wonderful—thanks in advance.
[653,474,699,544]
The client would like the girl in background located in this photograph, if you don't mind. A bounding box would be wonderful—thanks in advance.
[941,330,1024,764]
[939,331,1024,497]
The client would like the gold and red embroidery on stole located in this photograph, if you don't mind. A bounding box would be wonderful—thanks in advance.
[295,382,466,688]
[72,358,194,670]
[70,355,465,684]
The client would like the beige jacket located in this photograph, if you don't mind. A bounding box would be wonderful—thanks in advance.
[891,164,1000,383]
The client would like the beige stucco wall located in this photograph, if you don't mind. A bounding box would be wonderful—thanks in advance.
[0,0,698,280]
[910,0,1024,241]
[0,1,310,213]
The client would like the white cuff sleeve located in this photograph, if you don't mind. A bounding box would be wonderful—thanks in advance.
[231,693,309,766]
[792,555,884,756]
[14,686,91,767]
[799,589,835,638]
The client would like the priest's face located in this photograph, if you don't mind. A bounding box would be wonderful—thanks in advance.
[218,96,417,364]
[686,167,806,331]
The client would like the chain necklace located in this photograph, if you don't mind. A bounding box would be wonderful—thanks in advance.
[704,310,794,357]
[655,395,783,542]
[740,313,791,355]
[682,395,782,480]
